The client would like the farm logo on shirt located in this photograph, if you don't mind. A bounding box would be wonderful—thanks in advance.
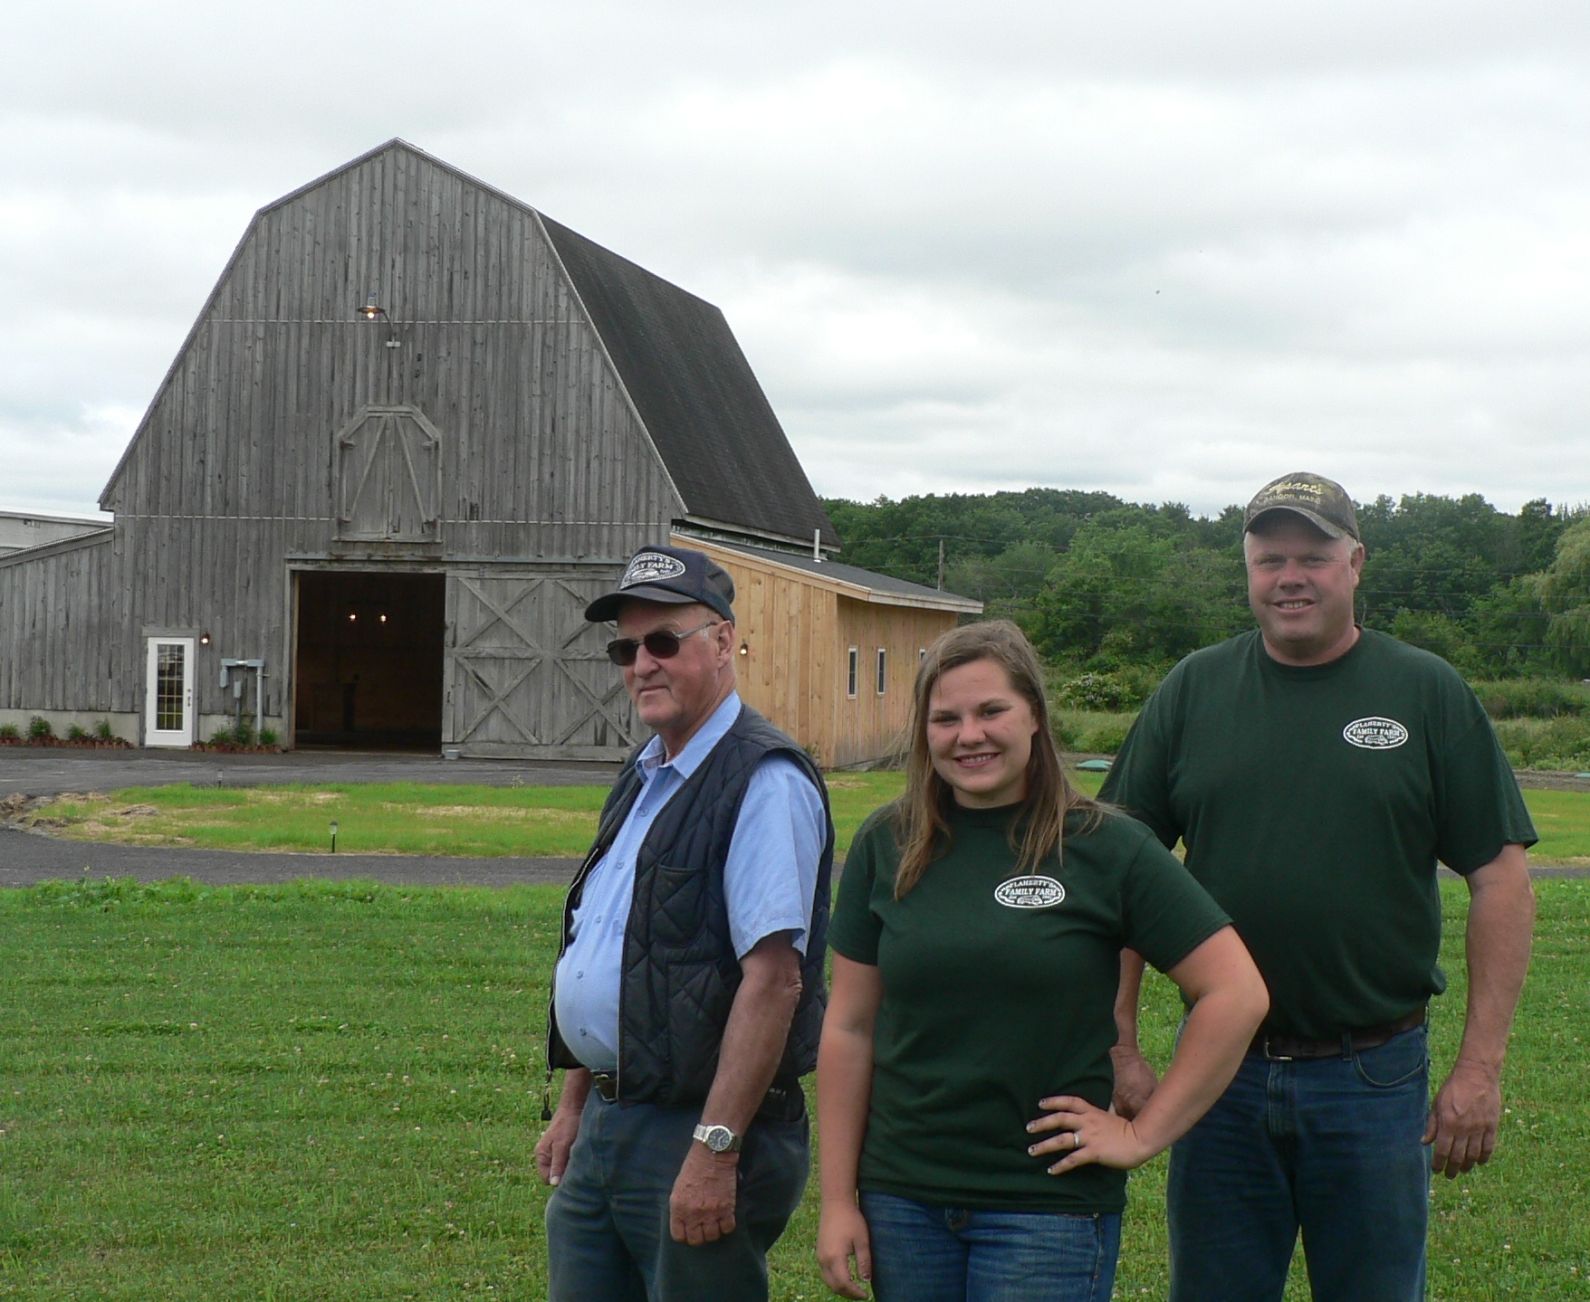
[994,875,1066,909]
[1342,716,1410,750]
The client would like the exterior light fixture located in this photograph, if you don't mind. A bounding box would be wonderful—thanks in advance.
[330,820,339,854]
[348,611,357,622]
[739,641,749,657]
[357,294,387,321]
[379,613,388,623]
[199,631,212,646]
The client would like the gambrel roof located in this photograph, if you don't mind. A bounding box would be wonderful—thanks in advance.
[541,215,835,549]
[101,139,837,551]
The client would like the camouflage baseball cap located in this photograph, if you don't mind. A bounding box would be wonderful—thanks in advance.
[1243,472,1360,542]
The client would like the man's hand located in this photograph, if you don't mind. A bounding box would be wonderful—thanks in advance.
[1109,1043,1159,1119]
[534,1107,582,1187]
[1425,1058,1502,1178]
[669,1143,739,1245]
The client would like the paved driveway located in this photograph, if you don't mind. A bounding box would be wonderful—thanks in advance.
[0,746,602,888]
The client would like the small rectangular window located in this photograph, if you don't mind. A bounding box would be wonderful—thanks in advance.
[876,648,887,695]
[847,647,859,698]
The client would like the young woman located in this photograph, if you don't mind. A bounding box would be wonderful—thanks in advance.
[816,621,1267,1301]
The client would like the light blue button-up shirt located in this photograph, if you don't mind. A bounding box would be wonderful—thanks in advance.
[552,692,824,1072]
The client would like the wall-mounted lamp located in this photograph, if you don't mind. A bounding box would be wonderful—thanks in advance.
[379,613,388,624]
[357,294,403,348]
[347,611,358,622]
[738,641,750,657]
[199,631,212,647]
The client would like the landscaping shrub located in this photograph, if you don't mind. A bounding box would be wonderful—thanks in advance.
[1470,678,1590,720]
[28,715,53,740]
[66,723,90,742]
[0,723,19,741]
[257,728,279,748]
[1055,665,1163,712]
[93,719,116,741]
[1490,716,1590,771]
[1052,710,1137,755]
[207,725,235,746]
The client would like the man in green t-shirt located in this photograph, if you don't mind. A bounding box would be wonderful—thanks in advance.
[1101,471,1537,1302]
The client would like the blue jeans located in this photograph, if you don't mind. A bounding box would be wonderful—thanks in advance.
[1167,1026,1431,1302]
[859,1189,1121,1302]
[545,1093,809,1301]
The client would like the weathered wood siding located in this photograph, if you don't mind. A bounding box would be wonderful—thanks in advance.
[444,566,642,759]
[90,145,682,741]
[0,531,117,711]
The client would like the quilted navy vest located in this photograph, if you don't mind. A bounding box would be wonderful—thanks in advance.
[546,704,833,1108]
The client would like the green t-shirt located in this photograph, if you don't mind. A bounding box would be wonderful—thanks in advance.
[829,802,1229,1213]
[1101,628,1537,1039]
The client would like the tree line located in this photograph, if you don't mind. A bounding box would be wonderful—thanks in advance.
[823,488,1590,680]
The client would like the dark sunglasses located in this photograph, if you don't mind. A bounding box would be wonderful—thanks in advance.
[605,618,722,667]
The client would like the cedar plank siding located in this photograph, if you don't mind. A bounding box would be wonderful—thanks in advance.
[687,538,972,768]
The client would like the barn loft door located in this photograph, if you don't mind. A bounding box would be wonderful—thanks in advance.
[444,574,641,759]
[334,405,442,543]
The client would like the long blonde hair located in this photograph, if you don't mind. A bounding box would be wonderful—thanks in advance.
[893,620,1104,898]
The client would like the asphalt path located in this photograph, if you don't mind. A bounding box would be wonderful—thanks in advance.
[1,745,1583,887]
[0,746,601,888]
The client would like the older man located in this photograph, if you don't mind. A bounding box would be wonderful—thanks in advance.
[1102,472,1536,1301]
[536,544,833,1302]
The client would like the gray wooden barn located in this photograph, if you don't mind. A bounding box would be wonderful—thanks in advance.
[0,140,977,760]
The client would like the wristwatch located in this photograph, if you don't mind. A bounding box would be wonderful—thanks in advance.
[692,1122,742,1153]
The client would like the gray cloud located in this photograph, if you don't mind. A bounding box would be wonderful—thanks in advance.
[4,1,1588,522]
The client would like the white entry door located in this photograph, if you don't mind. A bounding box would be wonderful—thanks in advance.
[144,637,196,747]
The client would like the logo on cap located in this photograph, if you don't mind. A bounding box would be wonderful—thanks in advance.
[621,552,687,589]
[1342,717,1409,750]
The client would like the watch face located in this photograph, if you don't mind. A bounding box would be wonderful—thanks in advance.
[696,1123,738,1152]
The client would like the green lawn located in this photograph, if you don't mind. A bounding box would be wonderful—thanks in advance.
[19,771,1590,865]
[2,876,1586,1299]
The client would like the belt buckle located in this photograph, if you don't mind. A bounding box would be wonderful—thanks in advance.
[1261,1035,1294,1062]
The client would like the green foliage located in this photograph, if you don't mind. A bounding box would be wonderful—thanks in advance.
[207,725,235,746]
[1538,518,1590,677]
[1052,709,1137,754]
[0,722,18,740]
[27,714,54,740]
[257,727,279,747]
[93,718,116,741]
[1490,717,1590,770]
[1031,520,1247,664]
[1054,667,1159,712]
[1471,679,1590,720]
[65,723,90,741]
[232,716,255,746]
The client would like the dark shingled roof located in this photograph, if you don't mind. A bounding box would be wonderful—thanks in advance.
[540,216,837,549]
[702,538,982,611]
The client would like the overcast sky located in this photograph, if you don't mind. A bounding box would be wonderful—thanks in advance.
[5,1,1587,525]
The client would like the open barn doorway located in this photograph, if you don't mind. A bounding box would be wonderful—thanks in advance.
[293,570,445,750]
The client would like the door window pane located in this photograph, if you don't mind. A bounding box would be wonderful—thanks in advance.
[156,644,186,731]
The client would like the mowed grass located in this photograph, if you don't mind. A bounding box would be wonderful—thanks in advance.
[18,770,1590,865]
[1,876,1586,1299]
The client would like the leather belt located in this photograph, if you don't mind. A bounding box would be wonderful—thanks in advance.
[586,1071,804,1122]
[1250,1007,1427,1061]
